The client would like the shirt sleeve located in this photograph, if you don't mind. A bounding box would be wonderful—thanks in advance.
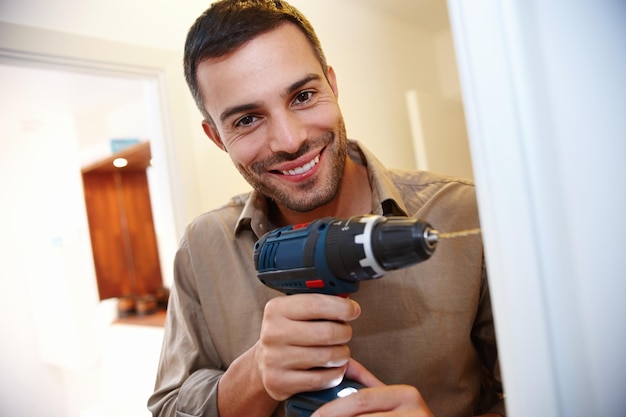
[147,235,223,417]
[472,257,507,416]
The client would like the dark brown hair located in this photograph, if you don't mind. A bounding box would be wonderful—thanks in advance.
[184,0,329,120]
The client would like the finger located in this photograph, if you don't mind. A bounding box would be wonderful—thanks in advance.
[289,319,354,346]
[312,385,433,417]
[261,364,348,401]
[260,344,352,371]
[344,358,385,388]
[261,316,354,347]
[264,294,361,322]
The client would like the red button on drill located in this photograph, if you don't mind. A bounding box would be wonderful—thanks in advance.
[292,222,310,230]
[305,279,325,288]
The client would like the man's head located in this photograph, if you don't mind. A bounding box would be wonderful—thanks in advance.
[184,0,329,121]
[184,1,352,217]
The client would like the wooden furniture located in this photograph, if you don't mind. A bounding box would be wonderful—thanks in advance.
[82,142,163,301]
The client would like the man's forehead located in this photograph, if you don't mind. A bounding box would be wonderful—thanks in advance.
[201,24,320,72]
[196,24,325,115]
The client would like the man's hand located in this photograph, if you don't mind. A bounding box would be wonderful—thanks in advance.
[311,384,434,417]
[255,294,361,400]
[311,360,502,417]
[311,359,434,417]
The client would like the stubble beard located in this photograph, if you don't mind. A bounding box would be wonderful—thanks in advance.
[239,119,349,213]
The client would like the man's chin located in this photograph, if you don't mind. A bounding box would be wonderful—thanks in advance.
[273,189,338,213]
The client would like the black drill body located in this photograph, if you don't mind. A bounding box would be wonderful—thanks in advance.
[254,214,438,295]
[253,215,439,417]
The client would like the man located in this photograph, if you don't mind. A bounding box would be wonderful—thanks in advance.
[148,1,505,416]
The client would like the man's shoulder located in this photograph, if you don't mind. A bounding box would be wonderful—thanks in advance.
[186,191,251,236]
[389,168,475,189]
[388,169,478,213]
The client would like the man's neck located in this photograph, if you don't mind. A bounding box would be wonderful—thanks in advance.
[271,157,372,227]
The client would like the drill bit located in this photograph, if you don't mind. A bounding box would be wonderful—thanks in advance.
[425,227,482,247]
[438,228,482,239]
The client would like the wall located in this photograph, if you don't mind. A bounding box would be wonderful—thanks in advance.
[0,97,100,416]
[449,0,626,415]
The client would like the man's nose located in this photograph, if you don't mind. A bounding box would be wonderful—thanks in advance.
[268,111,307,154]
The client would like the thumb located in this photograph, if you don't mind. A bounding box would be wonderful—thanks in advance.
[344,358,385,388]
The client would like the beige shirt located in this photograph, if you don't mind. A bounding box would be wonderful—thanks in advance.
[148,141,505,417]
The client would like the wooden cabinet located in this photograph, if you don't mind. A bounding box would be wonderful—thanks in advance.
[82,142,163,300]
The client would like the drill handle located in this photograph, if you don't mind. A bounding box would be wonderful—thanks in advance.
[257,267,360,296]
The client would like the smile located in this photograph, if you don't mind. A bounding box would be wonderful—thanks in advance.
[280,154,320,176]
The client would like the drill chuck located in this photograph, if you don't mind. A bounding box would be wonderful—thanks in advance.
[254,215,438,295]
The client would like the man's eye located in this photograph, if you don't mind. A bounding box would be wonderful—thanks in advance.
[294,91,313,104]
[235,115,257,127]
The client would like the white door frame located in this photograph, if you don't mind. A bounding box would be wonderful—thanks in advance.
[448,1,626,416]
[0,21,196,241]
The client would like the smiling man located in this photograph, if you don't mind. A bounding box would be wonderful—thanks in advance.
[196,23,369,225]
[148,1,505,417]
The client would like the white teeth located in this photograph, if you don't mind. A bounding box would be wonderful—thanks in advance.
[281,155,320,176]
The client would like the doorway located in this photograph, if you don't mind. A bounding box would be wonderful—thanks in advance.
[0,61,175,298]
[0,59,180,342]
[0,23,187,416]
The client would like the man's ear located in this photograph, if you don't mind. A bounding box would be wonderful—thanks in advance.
[327,66,339,98]
[202,119,227,152]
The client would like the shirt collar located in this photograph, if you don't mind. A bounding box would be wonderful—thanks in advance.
[234,189,270,238]
[352,141,409,217]
[234,140,409,238]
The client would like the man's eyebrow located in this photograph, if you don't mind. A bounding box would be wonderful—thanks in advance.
[220,102,262,123]
[282,73,322,97]
[219,74,322,123]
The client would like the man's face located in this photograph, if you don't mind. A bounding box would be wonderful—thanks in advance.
[196,23,348,213]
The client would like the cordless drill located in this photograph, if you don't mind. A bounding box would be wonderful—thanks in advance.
[253,215,440,417]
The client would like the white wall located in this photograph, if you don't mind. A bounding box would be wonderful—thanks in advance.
[0,95,101,416]
[449,0,626,415]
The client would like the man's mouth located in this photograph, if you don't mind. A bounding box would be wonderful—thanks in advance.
[279,154,320,176]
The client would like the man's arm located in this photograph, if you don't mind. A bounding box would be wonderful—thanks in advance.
[216,343,278,417]
[147,262,226,415]
[219,294,361,416]
[148,239,235,416]
[149,237,361,416]
[472,259,506,415]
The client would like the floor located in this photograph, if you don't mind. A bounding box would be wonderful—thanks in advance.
[81,310,166,417]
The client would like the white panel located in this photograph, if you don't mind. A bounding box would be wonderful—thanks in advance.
[534,2,626,416]
[449,0,626,416]
[405,90,430,171]
[447,0,561,415]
